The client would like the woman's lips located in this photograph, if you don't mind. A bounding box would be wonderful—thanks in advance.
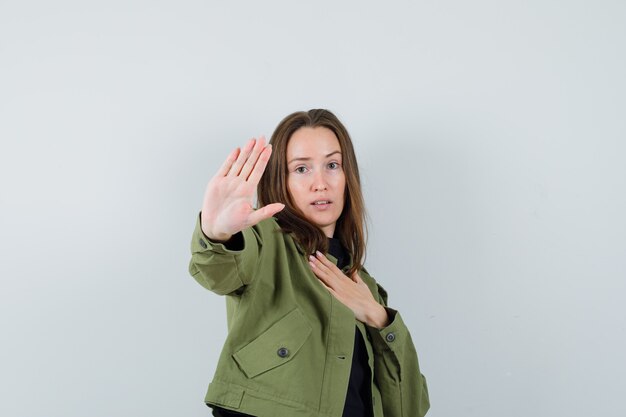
[311,200,332,209]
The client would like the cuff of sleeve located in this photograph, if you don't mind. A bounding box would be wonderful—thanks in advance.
[366,307,408,360]
[191,213,245,254]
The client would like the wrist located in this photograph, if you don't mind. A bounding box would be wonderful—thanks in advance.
[199,211,232,242]
[366,304,389,329]
[205,230,233,243]
[201,224,232,243]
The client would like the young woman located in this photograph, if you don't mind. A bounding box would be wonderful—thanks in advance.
[189,109,429,417]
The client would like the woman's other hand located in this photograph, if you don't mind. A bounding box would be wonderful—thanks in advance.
[309,251,389,329]
[201,137,285,242]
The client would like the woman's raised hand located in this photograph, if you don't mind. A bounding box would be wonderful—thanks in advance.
[201,136,285,242]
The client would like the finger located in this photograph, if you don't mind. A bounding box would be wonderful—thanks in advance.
[246,203,285,227]
[318,278,340,299]
[315,251,344,276]
[216,147,240,177]
[316,276,331,289]
[240,136,266,180]
[351,272,363,284]
[308,256,324,276]
[309,257,333,280]
[310,261,335,288]
[227,138,256,176]
[246,144,272,185]
[310,253,336,278]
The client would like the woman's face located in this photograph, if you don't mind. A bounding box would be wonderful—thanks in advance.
[286,127,346,238]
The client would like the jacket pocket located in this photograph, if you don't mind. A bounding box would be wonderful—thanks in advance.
[232,308,312,378]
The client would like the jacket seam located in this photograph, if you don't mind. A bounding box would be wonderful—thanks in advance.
[210,378,323,414]
[317,291,333,413]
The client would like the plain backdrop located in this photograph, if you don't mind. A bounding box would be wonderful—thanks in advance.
[1,1,625,416]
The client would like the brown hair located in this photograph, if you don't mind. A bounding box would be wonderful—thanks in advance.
[258,109,367,276]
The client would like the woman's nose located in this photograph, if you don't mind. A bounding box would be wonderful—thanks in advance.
[311,170,328,191]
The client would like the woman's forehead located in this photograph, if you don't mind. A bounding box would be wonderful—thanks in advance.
[287,127,341,161]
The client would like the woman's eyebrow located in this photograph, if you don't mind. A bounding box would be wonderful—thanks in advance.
[288,151,341,165]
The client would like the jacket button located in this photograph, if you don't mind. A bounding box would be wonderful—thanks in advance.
[277,347,289,358]
[199,239,207,249]
[385,332,396,342]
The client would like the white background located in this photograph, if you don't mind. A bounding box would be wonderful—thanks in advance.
[1,1,625,416]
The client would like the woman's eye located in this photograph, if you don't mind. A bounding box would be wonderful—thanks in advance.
[328,162,340,170]
[295,166,308,174]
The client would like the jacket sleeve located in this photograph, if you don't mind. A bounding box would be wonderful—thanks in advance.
[366,284,430,417]
[188,213,261,295]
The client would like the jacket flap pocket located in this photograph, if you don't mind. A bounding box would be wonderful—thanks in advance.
[233,308,312,378]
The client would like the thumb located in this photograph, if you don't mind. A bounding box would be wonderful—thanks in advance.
[247,203,285,226]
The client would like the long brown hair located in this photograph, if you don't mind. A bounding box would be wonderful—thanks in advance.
[258,109,367,276]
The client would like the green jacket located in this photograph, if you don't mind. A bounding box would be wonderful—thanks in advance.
[189,215,430,417]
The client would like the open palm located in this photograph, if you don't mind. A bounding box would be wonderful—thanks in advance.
[201,136,284,241]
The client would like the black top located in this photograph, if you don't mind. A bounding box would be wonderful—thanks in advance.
[212,238,372,417]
